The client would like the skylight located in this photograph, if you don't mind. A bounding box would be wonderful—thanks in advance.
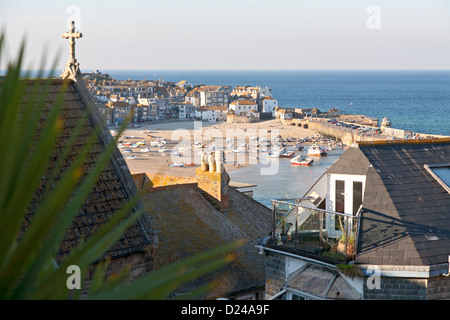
[424,164,450,194]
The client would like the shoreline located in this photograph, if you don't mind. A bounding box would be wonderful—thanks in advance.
[113,119,326,178]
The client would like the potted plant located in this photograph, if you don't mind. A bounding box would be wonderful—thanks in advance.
[337,232,355,258]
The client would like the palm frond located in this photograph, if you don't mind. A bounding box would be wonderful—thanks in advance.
[0,34,241,300]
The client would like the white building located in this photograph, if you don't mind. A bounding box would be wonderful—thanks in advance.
[228,99,258,116]
[195,106,228,122]
[261,96,278,116]
[176,80,193,89]
[232,86,272,100]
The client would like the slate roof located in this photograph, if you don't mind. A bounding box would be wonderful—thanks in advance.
[328,139,450,266]
[20,79,154,263]
[134,175,272,298]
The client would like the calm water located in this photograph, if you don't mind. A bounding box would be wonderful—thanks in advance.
[106,70,450,136]
[227,148,345,208]
[104,69,449,207]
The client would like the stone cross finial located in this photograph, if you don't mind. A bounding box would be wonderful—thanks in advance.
[62,21,82,63]
[60,21,83,81]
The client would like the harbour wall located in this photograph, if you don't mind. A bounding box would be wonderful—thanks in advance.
[288,119,449,146]
[305,121,386,146]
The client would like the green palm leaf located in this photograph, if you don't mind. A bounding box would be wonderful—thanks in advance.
[0,34,241,300]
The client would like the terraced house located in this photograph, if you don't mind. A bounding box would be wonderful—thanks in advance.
[260,139,450,300]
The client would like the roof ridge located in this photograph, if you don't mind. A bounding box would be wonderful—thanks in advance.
[358,138,450,147]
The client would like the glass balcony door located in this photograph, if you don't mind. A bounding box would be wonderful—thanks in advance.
[327,174,365,238]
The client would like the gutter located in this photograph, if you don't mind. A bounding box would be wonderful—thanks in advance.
[256,245,339,271]
[357,260,450,279]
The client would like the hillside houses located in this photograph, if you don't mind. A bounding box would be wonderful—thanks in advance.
[85,71,279,125]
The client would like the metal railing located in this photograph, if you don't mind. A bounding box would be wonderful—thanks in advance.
[270,199,362,262]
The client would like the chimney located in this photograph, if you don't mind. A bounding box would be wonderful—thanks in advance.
[196,151,229,212]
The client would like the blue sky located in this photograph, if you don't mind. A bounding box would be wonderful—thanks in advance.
[1,0,450,70]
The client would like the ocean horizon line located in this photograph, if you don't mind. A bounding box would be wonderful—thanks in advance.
[5,68,450,75]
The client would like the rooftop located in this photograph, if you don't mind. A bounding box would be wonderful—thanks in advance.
[18,79,155,263]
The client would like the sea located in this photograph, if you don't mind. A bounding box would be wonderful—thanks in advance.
[104,70,450,207]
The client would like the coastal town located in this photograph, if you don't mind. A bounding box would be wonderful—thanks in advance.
[84,69,280,124]
[85,69,444,142]
[2,16,450,306]
[80,65,450,301]
[81,61,450,301]
[84,69,448,177]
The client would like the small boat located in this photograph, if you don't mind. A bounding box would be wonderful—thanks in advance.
[307,144,327,157]
[267,149,283,158]
[290,155,314,166]
[123,149,133,153]
[136,141,146,145]
[280,150,295,158]
[126,155,136,160]
[294,143,304,151]
[183,163,196,166]
[192,141,204,148]
[169,163,184,167]
[141,148,150,152]
[158,147,167,152]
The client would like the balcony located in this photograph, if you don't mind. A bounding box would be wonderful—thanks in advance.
[268,199,362,263]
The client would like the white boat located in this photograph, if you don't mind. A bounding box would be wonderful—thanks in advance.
[141,148,150,152]
[280,150,295,158]
[267,148,284,158]
[307,144,327,157]
[192,141,204,148]
[126,155,136,160]
[158,147,167,152]
[151,139,167,147]
[290,155,313,166]
[169,163,184,167]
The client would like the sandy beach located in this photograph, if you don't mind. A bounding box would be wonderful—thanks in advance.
[112,119,322,177]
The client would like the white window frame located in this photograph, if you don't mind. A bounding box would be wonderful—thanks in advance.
[327,174,366,238]
[424,163,450,194]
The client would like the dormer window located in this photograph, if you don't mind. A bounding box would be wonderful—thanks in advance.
[424,164,450,194]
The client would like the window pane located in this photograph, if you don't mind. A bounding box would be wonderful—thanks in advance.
[431,167,450,186]
[335,180,345,213]
[353,181,363,215]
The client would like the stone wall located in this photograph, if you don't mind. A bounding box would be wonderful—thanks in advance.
[363,277,428,300]
[195,167,229,212]
[264,250,286,299]
[227,114,259,123]
[307,121,385,146]
[427,276,450,300]
[132,172,197,191]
